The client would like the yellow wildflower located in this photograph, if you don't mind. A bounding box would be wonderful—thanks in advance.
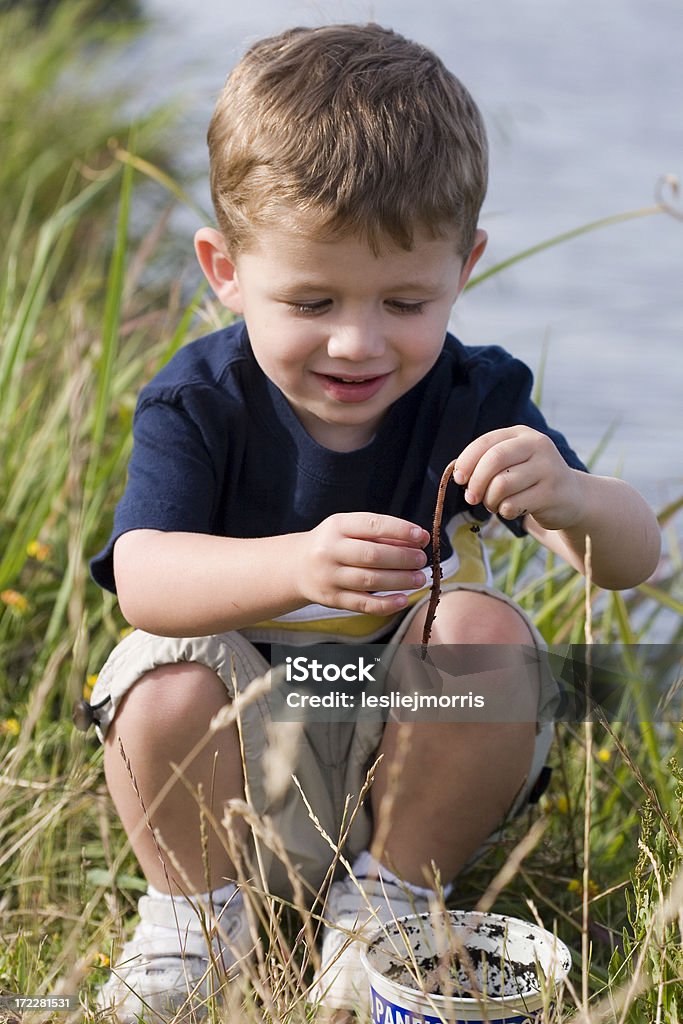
[1,589,29,614]
[1,718,21,737]
[596,747,611,764]
[83,674,98,701]
[118,625,135,640]
[567,878,599,899]
[92,952,110,968]
[27,540,52,562]
[539,793,552,814]
[539,792,569,815]
[554,794,570,814]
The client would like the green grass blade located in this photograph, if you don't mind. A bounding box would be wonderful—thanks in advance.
[610,592,666,795]
[0,175,114,431]
[85,152,134,490]
[635,582,683,619]
[467,205,664,290]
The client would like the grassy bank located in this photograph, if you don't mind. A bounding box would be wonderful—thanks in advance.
[1,6,682,1022]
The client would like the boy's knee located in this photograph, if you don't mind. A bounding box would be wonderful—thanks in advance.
[111,661,229,738]
[402,590,543,722]
[421,588,534,646]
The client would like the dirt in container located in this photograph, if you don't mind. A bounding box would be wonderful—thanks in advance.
[383,944,541,999]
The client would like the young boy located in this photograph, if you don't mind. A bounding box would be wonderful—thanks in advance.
[88,22,660,1022]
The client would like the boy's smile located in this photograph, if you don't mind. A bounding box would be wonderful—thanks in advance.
[195,220,486,451]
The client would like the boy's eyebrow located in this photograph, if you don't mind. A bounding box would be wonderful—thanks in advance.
[275,278,446,296]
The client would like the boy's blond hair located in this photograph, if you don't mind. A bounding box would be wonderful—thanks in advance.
[207,23,488,257]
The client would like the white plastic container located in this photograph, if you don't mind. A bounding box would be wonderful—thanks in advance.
[361,910,572,1024]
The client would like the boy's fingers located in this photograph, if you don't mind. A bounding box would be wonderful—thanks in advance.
[453,428,515,485]
[341,512,429,545]
[344,590,414,616]
[337,566,427,594]
[456,433,533,505]
[476,462,536,513]
[490,484,534,520]
[342,538,427,571]
[453,427,534,489]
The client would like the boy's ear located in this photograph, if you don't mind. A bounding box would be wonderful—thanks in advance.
[194,227,244,313]
[457,228,488,295]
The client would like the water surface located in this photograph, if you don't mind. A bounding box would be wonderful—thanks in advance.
[119,0,682,509]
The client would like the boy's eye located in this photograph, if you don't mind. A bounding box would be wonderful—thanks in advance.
[387,300,426,314]
[288,300,331,316]
[286,298,426,315]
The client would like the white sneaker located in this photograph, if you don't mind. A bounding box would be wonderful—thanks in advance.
[97,890,253,1022]
[309,874,433,1014]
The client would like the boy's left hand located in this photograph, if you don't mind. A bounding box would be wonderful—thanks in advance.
[453,426,583,531]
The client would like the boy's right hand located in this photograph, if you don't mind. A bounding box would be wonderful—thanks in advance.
[300,513,430,616]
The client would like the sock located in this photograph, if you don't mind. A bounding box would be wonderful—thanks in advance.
[352,850,453,900]
[147,882,240,910]
[145,883,244,958]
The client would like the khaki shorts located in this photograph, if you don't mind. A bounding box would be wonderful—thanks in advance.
[91,583,557,897]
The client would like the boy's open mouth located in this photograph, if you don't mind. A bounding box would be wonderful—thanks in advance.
[316,372,391,403]
[327,375,376,383]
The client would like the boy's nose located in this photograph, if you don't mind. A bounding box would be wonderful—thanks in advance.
[326,322,385,361]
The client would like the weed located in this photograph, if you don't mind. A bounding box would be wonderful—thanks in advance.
[1,5,681,1022]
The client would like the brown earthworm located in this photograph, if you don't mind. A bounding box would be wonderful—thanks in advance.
[420,459,458,659]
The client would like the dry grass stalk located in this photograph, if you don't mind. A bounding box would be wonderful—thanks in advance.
[368,728,410,878]
[582,533,594,1014]
[568,861,683,1024]
[475,816,548,915]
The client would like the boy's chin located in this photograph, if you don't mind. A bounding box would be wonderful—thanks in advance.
[297,409,385,452]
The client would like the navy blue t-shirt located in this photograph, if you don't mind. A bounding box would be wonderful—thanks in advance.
[90,323,586,639]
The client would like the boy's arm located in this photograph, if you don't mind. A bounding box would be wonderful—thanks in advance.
[522,472,661,589]
[113,515,430,637]
[453,426,661,590]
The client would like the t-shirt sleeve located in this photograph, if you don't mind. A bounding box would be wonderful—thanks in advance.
[467,346,588,538]
[89,393,222,593]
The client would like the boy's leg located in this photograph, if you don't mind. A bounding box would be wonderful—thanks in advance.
[90,630,272,1022]
[103,661,247,894]
[370,588,539,886]
[91,627,367,900]
[311,587,553,1015]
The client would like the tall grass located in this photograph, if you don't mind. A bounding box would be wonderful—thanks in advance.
[1,6,682,1022]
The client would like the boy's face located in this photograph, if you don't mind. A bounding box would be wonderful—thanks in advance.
[195,219,486,452]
